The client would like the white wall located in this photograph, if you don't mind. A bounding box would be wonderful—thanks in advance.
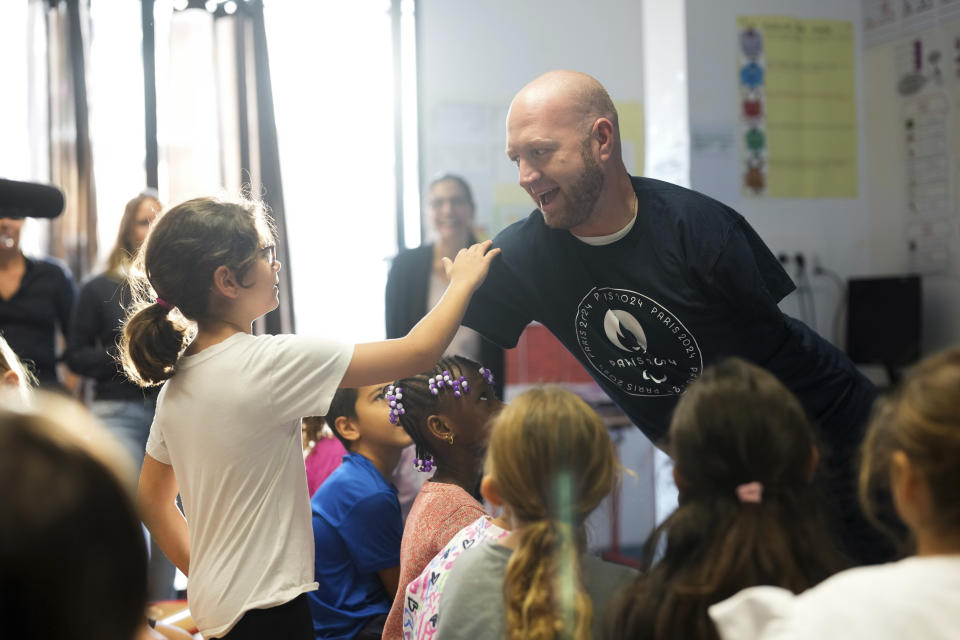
[685,0,871,349]
[864,20,960,353]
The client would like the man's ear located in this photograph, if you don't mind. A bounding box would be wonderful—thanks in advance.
[593,117,616,163]
[426,414,453,441]
[480,475,503,507]
[333,416,361,445]
[2,369,20,389]
[212,265,241,299]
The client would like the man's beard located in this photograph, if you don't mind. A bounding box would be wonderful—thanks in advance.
[543,142,605,230]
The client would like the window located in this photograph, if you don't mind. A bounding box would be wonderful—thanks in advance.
[265,0,418,341]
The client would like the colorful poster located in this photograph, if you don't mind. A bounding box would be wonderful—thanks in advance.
[738,16,858,198]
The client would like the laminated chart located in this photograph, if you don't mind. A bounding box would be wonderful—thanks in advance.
[737,16,857,197]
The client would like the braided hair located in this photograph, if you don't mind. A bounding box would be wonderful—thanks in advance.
[391,354,482,468]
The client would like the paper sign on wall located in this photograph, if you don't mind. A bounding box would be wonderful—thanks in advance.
[737,16,858,198]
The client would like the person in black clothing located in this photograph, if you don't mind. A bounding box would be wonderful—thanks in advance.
[385,174,504,397]
[65,191,175,600]
[0,215,75,390]
[462,70,888,564]
[67,192,161,461]
[385,174,505,516]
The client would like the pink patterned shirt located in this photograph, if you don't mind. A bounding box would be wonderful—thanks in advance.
[403,516,508,640]
[382,482,487,640]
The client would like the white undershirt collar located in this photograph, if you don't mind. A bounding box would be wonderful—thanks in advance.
[572,211,638,246]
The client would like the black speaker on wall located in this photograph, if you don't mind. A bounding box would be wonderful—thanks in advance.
[846,275,921,376]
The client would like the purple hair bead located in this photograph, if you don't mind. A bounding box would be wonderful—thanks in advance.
[386,385,404,424]
[413,454,434,472]
[479,367,495,386]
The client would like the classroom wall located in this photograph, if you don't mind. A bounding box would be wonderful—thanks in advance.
[863,14,960,353]
[684,0,871,349]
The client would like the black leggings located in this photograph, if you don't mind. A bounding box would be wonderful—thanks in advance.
[216,593,313,640]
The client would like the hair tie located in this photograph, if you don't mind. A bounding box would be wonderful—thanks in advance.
[736,481,763,503]
[155,297,173,311]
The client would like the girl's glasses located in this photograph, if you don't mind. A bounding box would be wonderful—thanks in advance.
[259,245,277,267]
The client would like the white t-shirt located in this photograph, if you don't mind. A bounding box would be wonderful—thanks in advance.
[709,556,960,640]
[145,332,353,638]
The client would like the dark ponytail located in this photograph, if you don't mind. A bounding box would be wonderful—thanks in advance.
[120,302,191,386]
[119,196,275,387]
[610,358,844,640]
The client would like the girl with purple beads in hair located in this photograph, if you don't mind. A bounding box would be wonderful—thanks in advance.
[381,355,505,640]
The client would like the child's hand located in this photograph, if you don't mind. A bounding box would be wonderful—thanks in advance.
[442,240,501,292]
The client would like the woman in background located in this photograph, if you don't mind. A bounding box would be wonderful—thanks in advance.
[0,212,75,389]
[65,191,175,601]
[385,174,505,514]
[67,191,161,462]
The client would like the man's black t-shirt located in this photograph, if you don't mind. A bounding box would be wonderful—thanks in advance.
[463,177,874,445]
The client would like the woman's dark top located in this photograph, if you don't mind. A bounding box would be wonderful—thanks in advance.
[385,243,505,399]
[66,272,157,402]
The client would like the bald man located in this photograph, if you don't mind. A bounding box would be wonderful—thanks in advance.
[462,70,886,563]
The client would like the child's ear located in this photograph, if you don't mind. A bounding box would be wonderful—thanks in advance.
[480,475,503,507]
[212,265,241,299]
[426,414,453,442]
[333,416,361,445]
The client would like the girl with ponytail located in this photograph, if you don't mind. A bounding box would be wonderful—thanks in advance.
[610,358,843,640]
[710,348,960,640]
[120,196,498,639]
[435,386,638,640]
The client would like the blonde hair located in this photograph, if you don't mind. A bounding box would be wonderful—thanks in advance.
[860,347,960,538]
[486,386,619,640]
[106,192,160,275]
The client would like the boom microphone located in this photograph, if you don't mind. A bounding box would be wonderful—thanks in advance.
[0,178,65,219]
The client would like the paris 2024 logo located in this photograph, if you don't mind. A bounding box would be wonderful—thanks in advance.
[575,287,702,397]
